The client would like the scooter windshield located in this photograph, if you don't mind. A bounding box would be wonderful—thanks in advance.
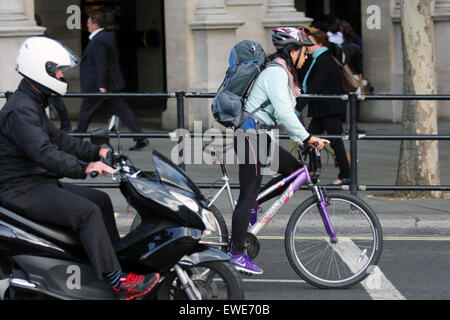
[152,150,203,198]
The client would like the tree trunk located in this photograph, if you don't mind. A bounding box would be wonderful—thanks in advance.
[396,0,441,199]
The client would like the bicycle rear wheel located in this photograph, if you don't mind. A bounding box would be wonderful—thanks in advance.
[202,204,229,253]
[285,192,383,289]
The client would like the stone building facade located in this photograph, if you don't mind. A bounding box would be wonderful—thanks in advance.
[1,0,449,129]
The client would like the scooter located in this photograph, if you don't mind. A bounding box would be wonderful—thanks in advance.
[0,117,244,300]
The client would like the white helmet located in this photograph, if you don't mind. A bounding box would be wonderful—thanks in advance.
[16,37,79,95]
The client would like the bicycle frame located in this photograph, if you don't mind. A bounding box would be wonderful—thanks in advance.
[206,174,236,212]
[205,145,338,243]
[249,165,338,243]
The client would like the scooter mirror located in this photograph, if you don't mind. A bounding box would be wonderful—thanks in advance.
[108,116,121,132]
[90,129,110,146]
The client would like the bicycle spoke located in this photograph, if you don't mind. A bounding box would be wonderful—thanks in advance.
[296,240,327,255]
[310,246,328,273]
[329,248,341,280]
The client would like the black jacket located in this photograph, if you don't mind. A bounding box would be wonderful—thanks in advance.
[80,30,126,92]
[342,41,363,75]
[0,80,101,196]
[296,50,346,119]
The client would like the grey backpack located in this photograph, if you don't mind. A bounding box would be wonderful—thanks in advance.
[211,40,267,128]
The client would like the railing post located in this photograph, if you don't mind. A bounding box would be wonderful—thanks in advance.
[176,91,186,129]
[349,93,358,196]
[176,91,186,170]
[345,101,351,134]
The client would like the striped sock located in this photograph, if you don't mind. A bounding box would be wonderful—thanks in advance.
[104,270,122,289]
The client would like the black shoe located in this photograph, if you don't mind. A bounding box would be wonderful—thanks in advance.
[356,128,366,134]
[129,139,150,151]
[113,272,160,300]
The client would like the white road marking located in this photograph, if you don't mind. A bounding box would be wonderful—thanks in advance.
[332,238,406,300]
[362,266,406,300]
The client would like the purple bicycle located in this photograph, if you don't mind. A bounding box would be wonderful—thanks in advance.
[132,143,383,289]
[202,143,383,289]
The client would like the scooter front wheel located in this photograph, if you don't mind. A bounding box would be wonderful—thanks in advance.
[157,261,244,300]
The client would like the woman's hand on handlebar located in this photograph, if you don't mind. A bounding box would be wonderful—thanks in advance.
[307,136,330,150]
[85,161,116,177]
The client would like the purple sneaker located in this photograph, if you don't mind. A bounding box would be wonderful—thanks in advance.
[249,203,261,227]
[230,253,263,275]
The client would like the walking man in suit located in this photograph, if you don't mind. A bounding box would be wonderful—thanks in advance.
[74,11,149,151]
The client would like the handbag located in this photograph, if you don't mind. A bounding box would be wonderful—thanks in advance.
[332,56,360,93]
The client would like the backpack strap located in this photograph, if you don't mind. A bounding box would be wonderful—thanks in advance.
[249,99,271,116]
[237,60,285,129]
[248,61,284,120]
[247,60,283,115]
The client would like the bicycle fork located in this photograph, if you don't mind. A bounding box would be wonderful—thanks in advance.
[312,186,338,243]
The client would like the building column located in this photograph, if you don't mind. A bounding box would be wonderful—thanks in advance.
[433,0,450,119]
[0,0,44,107]
[262,0,312,51]
[162,0,243,130]
[358,0,399,123]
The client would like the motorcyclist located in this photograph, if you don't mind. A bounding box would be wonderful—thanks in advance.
[0,37,159,300]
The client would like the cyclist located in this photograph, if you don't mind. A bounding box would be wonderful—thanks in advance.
[230,27,329,274]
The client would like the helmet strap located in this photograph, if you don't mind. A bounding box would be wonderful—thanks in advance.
[24,78,42,94]
[292,48,301,70]
[295,52,301,69]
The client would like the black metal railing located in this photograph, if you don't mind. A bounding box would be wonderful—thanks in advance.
[2,90,449,195]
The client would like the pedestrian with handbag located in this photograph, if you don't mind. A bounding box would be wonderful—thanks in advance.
[296,29,351,186]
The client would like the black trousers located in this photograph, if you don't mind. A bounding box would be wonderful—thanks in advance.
[75,97,144,141]
[308,114,351,180]
[231,132,301,254]
[4,181,121,279]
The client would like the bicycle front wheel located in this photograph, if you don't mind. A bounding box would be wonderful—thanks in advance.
[285,192,383,289]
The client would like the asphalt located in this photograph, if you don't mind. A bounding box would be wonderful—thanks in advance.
[60,118,450,237]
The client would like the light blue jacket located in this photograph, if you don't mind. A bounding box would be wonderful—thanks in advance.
[244,65,310,144]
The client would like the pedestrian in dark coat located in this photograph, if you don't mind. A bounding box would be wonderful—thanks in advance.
[75,11,149,151]
[296,29,350,185]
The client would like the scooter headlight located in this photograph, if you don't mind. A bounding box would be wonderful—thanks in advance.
[201,208,218,237]
[169,190,199,212]
[168,190,218,236]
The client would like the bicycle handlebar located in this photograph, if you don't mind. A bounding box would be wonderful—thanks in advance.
[298,144,323,182]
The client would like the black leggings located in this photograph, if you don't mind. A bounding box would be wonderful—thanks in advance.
[308,114,350,180]
[231,132,301,254]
